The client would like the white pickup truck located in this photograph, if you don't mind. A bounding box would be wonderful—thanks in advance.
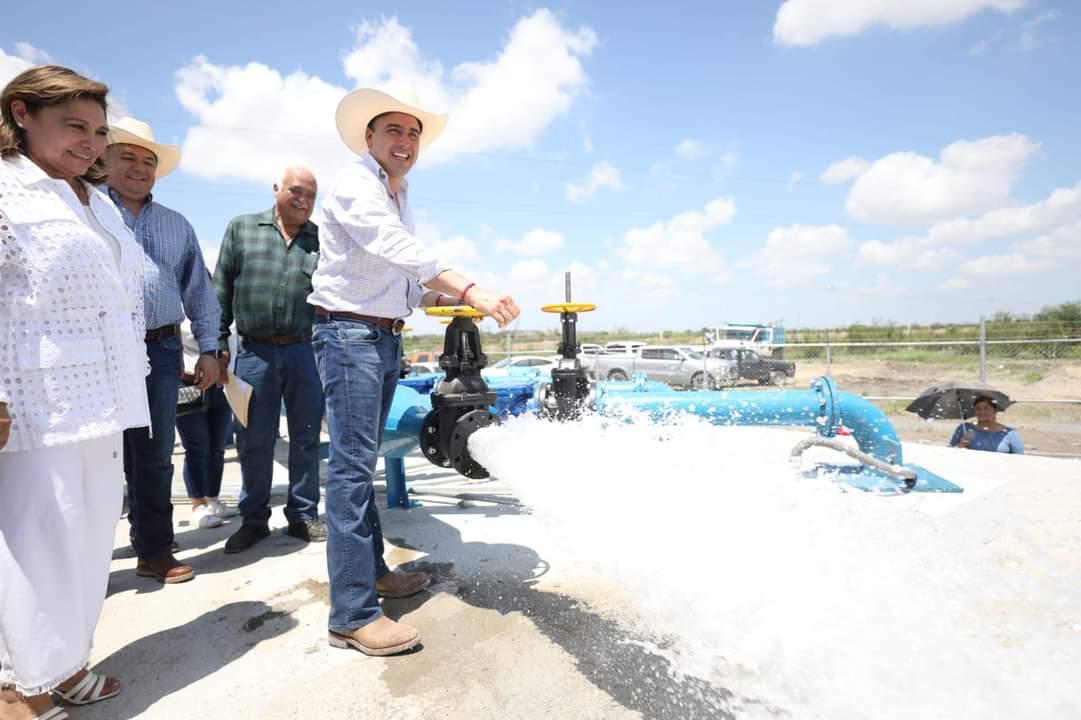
[584,345,737,389]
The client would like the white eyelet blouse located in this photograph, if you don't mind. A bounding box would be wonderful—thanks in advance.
[0,154,150,453]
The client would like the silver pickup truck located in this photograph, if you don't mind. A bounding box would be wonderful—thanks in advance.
[584,345,737,389]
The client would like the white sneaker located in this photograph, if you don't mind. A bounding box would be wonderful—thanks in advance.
[192,504,224,529]
[207,498,238,518]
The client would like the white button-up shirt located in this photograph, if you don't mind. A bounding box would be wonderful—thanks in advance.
[308,153,450,319]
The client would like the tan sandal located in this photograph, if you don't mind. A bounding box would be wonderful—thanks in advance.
[53,670,121,705]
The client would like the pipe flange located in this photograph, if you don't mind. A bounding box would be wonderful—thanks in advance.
[449,409,497,479]
[420,409,451,468]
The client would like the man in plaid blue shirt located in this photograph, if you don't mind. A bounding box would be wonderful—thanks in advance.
[106,118,220,585]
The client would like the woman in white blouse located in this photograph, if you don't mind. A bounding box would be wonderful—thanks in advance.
[0,66,150,719]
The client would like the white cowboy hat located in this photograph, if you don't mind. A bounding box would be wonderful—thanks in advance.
[107,117,180,178]
[335,88,448,157]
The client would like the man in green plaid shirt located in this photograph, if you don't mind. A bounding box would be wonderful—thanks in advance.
[213,166,326,553]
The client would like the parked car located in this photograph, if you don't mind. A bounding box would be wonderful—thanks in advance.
[484,355,560,378]
[604,340,646,354]
[585,345,737,389]
[708,348,795,386]
[406,361,439,375]
[578,343,603,355]
[407,350,440,365]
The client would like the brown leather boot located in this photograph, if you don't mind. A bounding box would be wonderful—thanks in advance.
[328,617,420,656]
[136,555,194,584]
[375,570,429,598]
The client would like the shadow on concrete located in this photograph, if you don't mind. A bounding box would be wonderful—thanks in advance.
[108,509,310,597]
[386,505,749,720]
[78,600,296,720]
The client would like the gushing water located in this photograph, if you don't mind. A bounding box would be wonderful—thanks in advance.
[469,412,1080,720]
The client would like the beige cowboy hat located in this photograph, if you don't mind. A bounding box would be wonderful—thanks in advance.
[335,88,448,157]
[107,117,181,178]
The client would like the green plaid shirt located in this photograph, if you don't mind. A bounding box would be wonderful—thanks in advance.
[213,209,319,350]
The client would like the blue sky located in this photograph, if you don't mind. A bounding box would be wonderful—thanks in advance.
[4,1,1079,334]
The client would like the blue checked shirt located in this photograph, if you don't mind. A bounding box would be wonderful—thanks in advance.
[108,188,220,353]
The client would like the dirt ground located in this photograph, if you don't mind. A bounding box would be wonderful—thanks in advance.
[788,358,1081,457]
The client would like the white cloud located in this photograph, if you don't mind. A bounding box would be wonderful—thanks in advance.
[175,57,345,184]
[845,134,1040,224]
[12,42,52,65]
[200,241,222,276]
[765,224,853,258]
[510,259,551,290]
[959,252,1047,276]
[176,11,596,184]
[414,220,485,280]
[496,228,565,256]
[787,170,804,191]
[546,260,599,298]
[716,151,739,176]
[565,161,624,202]
[623,269,675,298]
[674,138,705,159]
[922,181,1081,245]
[621,197,736,281]
[857,238,964,270]
[857,180,1081,269]
[820,156,870,185]
[773,0,1025,47]
[1020,10,1059,51]
[941,276,971,290]
[637,271,675,297]
[1013,219,1081,259]
[1,44,40,88]
[429,235,480,268]
[746,224,853,286]
[1,43,129,123]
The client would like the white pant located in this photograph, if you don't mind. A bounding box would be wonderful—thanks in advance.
[0,434,123,695]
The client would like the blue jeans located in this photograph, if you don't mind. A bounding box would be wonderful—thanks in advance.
[312,316,398,631]
[176,386,231,498]
[124,335,181,561]
[233,339,323,527]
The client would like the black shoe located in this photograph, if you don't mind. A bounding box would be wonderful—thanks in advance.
[286,518,328,543]
[224,524,270,554]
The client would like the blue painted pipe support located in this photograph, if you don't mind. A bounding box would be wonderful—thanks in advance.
[381,385,431,508]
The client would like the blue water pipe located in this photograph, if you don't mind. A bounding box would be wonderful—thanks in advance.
[594,375,958,492]
[595,375,903,464]
[379,374,958,503]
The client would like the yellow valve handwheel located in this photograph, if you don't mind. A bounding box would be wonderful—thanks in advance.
[541,303,597,314]
[425,305,485,319]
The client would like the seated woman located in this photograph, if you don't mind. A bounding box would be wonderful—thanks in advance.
[950,395,1024,454]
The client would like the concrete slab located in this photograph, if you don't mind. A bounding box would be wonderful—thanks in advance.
[82,428,1081,719]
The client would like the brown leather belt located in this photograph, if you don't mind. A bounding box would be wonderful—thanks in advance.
[314,307,405,335]
[244,334,310,346]
[144,324,178,342]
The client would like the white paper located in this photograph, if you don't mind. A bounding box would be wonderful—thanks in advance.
[223,372,253,428]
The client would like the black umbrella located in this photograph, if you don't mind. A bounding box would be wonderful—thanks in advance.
[905,381,1013,420]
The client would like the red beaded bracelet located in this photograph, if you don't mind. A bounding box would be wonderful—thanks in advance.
[459,282,476,303]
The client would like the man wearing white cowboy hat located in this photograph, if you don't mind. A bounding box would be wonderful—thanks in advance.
[105,116,221,585]
[309,88,520,656]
